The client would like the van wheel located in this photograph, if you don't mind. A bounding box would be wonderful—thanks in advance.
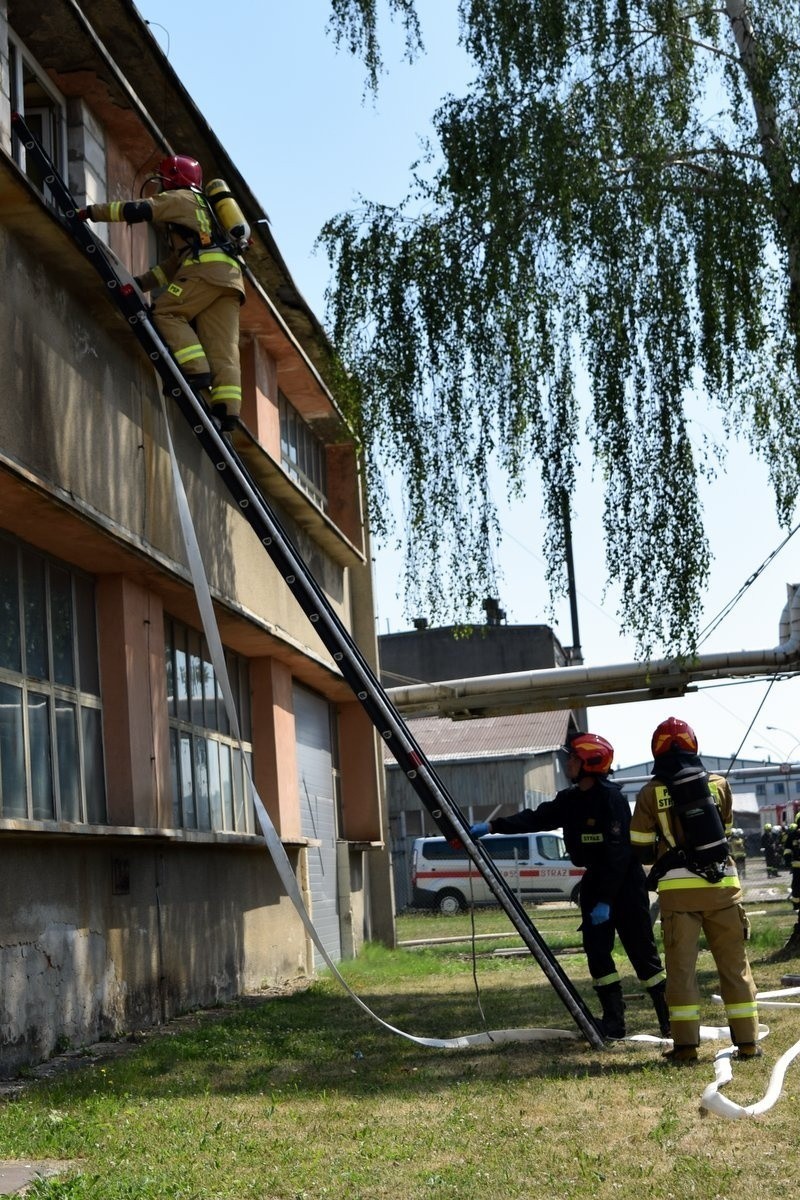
[570,882,581,906]
[437,889,466,915]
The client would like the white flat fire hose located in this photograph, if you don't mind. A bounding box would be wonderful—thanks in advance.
[163,401,800,1092]
[695,988,800,1119]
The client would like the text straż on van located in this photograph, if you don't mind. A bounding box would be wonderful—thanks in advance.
[410,831,585,915]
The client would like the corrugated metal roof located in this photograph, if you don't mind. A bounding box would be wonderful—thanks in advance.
[383,710,572,765]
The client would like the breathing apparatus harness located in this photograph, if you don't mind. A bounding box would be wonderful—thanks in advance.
[138,169,252,264]
[647,757,730,887]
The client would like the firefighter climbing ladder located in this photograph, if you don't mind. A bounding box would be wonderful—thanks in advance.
[11,113,604,1050]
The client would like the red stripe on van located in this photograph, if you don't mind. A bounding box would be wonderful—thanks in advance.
[415,868,584,881]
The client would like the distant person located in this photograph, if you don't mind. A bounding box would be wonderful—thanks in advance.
[631,717,759,1064]
[760,824,782,877]
[783,822,800,918]
[729,828,747,879]
[466,732,669,1040]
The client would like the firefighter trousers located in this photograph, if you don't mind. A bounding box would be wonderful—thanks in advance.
[661,903,758,1047]
[581,866,664,991]
[790,867,800,911]
[153,277,242,415]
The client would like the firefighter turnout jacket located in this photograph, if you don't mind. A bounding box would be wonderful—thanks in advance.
[631,770,758,1048]
[84,191,245,416]
[492,778,665,996]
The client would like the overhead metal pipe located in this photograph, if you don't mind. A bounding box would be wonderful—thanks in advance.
[386,585,800,717]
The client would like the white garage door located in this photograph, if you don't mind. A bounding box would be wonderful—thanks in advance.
[293,684,341,967]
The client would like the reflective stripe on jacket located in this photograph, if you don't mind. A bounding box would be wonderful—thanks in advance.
[630,772,741,911]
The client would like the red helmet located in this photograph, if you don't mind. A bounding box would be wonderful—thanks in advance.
[651,717,698,757]
[567,733,614,774]
[156,154,203,191]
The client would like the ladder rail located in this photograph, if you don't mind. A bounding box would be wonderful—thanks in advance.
[10,113,604,1048]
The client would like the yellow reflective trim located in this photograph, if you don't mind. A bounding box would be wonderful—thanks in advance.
[183,250,240,268]
[642,972,666,989]
[593,972,621,988]
[669,1005,700,1020]
[630,830,656,845]
[153,266,168,287]
[194,193,213,244]
[657,874,739,891]
[109,201,124,221]
[725,1002,757,1018]
[211,386,241,401]
[174,344,205,365]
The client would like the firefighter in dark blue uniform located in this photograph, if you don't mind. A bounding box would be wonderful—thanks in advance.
[784,822,800,917]
[470,732,668,1040]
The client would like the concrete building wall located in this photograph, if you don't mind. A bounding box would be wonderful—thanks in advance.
[0,833,307,1077]
[379,624,566,688]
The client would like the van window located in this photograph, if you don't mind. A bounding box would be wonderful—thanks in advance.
[419,835,529,862]
[420,840,463,861]
[485,836,529,861]
[537,834,567,861]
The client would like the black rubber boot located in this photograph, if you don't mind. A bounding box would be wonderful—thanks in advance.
[595,983,626,1040]
[648,982,671,1038]
[163,371,212,398]
[211,402,237,433]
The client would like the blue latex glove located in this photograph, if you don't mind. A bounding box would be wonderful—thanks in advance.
[589,901,611,925]
[470,822,491,839]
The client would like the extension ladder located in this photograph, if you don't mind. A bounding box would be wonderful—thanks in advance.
[11,112,604,1048]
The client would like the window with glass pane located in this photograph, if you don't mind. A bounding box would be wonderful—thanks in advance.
[8,30,67,201]
[0,533,106,823]
[163,615,253,833]
[278,392,328,512]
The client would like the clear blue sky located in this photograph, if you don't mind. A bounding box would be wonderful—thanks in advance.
[140,1,800,770]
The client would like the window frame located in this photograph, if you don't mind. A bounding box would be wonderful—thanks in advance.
[164,615,254,834]
[278,391,328,512]
[8,28,68,201]
[0,533,106,824]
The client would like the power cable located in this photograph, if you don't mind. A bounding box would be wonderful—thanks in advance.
[722,678,777,777]
[697,520,800,647]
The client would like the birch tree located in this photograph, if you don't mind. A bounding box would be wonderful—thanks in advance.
[323,1,800,654]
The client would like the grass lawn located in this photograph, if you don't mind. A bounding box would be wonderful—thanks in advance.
[1,902,799,1199]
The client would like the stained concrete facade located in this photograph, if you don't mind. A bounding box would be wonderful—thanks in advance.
[0,0,393,1077]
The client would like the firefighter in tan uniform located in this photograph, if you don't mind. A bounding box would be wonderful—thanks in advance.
[630,717,760,1064]
[79,155,245,431]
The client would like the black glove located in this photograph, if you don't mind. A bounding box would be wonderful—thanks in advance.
[76,207,91,221]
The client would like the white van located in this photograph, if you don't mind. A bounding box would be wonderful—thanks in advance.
[410,831,584,914]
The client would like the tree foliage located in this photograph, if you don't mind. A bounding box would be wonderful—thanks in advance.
[322,1,800,655]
